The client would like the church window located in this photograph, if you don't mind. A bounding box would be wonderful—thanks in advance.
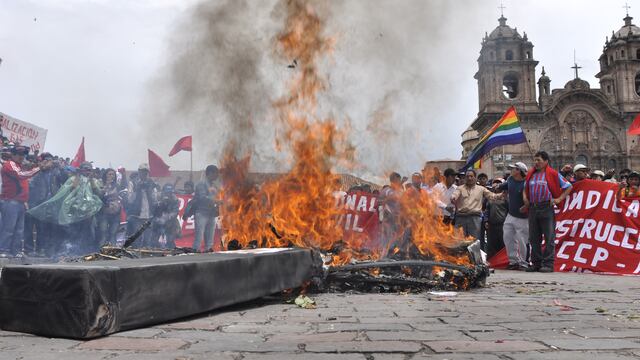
[526,51,531,59]
[608,159,617,170]
[490,51,495,60]
[505,50,514,61]
[622,49,626,58]
[635,73,640,95]
[502,74,519,99]
[607,85,612,94]
[637,49,640,59]
[576,155,588,166]
[609,55,613,64]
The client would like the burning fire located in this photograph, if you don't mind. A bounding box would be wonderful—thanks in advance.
[220,0,471,267]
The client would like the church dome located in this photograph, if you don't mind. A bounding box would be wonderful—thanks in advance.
[613,15,640,39]
[488,16,522,40]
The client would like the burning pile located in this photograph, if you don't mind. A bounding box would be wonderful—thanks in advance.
[217,0,487,291]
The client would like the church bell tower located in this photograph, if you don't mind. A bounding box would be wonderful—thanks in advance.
[474,15,539,114]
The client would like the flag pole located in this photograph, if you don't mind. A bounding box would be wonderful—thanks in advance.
[190,150,193,183]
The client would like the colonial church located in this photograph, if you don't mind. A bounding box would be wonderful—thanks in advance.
[461,13,640,176]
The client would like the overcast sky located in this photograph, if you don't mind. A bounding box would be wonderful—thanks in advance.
[0,0,633,174]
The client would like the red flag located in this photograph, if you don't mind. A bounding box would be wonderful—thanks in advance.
[168,135,192,157]
[148,149,171,177]
[70,137,85,168]
[628,113,640,135]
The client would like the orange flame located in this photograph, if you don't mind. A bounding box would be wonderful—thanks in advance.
[220,0,471,268]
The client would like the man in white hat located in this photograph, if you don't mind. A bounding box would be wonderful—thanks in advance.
[496,162,530,270]
[591,170,605,181]
[573,164,589,182]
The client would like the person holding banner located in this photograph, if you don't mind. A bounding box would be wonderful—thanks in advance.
[523,151,572,273]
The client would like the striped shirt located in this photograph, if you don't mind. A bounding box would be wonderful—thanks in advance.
[527,171,571,204]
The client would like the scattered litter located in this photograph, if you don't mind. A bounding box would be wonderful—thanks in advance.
[428,291,458,297]
[294,295,316,309]
[595,307,607,313]
[553,299,578,311]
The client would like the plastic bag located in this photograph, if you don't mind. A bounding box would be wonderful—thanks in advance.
[28,176,103,225]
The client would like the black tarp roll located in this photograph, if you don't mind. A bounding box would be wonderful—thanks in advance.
[0,248,315,339]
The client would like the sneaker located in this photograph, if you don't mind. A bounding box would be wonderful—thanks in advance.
[526,266,540,272]
[539,266,554,273]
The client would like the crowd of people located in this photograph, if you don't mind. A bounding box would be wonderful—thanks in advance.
[373,151,640,273]
[0,144,222,258]
[1,140,637,271]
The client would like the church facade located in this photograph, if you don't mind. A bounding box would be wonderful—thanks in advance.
[461,14,640,177]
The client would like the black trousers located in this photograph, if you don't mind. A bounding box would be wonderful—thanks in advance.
[528,203,556,268]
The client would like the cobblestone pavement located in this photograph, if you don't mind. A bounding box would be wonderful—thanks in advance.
[2,270,640,359]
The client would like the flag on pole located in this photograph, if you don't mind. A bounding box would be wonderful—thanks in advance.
[148,149,171,177]
[628,113,640,135]
[70,137,85,168]
[462,106,527,171]
[168,135,192,157]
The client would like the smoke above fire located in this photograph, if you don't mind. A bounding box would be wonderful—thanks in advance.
[143,0,488,177]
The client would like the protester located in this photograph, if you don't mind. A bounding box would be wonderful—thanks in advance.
[409,172,429,192]
[151,184,180,248]
[97,168,125,246]
[24,152,65,256]
[450,169,504,239]
[192,165,221,252]
[560,164,574,182]
[477,173,489,187]
[0,146,46,256]
[498,162,530,270]
[433,168,457,225]
[590,170,605,181]
[486,178,508,259]
[573,164,589,182]
[68,162,103,254]
[126,163,158,248]
[523,151,572,273]
[617,171,640,199]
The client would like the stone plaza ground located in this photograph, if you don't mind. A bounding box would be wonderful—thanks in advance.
[1,270,639,359]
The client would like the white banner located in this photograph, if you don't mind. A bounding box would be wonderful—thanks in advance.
[0,112,48,152]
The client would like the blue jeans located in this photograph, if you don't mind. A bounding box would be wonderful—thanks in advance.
[0,200,26,254]
[193,211,215,251]
[98,212,121,246]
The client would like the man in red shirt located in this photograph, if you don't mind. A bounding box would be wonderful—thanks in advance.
[0,146,48,256]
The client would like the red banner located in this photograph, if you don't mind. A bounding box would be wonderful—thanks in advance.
[554,180,640,274]
[490,180,640,275]
[335,191,380,248]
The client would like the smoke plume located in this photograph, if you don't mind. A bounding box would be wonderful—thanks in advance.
[144,0,489,177]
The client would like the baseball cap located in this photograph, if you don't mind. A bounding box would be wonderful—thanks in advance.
[573,164,588,172]
[138,163,150,171]
[508,162,528,173]
[592,170,605,177]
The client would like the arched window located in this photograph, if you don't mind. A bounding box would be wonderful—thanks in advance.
[622,49,626,58]
[526,51,531,59]
[502,74,519,99]
[609,55,613,64]
[607,85,612,94]
[608,159,617,171]
[490,51,495,60]
[576,155,588,166]
[635,73,640,95]
[505,50,514,60]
